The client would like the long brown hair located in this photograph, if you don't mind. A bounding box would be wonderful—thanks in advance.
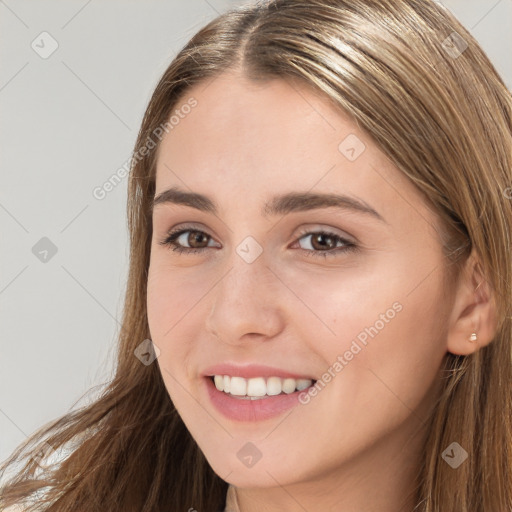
[1,1,511,510]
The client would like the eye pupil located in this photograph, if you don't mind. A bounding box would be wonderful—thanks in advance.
[189,231,208,248]
[312,233,335,250]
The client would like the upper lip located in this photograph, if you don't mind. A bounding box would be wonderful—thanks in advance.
[202,363,316,381]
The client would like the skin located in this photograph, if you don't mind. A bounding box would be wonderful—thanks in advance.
[146,71,497,511]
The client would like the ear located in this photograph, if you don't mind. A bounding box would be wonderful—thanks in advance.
[446,249,498,356]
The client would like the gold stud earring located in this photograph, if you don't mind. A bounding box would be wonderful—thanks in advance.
[469,332,478,342]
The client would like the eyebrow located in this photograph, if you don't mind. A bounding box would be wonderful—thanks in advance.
[152,186,386,223]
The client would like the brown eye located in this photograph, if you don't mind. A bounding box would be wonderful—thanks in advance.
[295,230,356,258]
[184,230,210,249]
[302,232,340,251]
[159,228,216,254]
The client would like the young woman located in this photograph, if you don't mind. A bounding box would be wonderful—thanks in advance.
[1,0,511,510]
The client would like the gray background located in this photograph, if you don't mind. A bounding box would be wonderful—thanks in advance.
[1,0,511,468]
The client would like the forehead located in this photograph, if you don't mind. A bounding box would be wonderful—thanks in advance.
[154,72,437,236]
[159,73,354,168]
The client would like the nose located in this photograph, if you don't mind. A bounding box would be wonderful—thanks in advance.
[205,252,285,345]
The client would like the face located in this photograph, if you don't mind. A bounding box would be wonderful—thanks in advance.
[147,71,451,489]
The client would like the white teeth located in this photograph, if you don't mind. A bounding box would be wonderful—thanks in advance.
[247,377,266,397]
[212,375,314,397]
[214,375,224,392]
[266,376,282,396]
[296,379,312,391]
[229,376,247,396]
[282,378,296,394]
[223,375,230,393]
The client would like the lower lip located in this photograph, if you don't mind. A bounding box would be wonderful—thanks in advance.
[204,376,310,422]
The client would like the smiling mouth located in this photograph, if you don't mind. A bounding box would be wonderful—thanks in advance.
[209,375,317,399]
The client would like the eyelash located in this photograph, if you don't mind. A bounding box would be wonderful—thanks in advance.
[158,225,358,259]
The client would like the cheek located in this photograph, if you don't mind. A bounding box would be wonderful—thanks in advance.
[300,248,448,401]
[146,259,212,338]
[146,264,204,378]
[324,267,447,425]
[276,258,404,357]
